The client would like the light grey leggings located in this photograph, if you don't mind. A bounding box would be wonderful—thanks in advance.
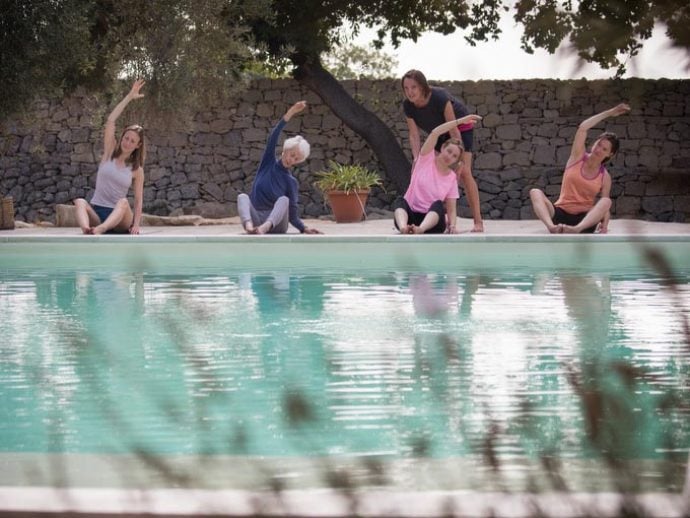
[237,193,289,233]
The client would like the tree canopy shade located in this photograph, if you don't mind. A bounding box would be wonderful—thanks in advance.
[514,0,690,76]
[2,0,688,190]
[0,0,265,118]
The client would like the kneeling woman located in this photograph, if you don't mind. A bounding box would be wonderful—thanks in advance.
[74,80,146,235]
[394,114,482,234]
[530,103,630,234]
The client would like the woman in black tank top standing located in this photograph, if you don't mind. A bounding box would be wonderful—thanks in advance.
[402,69,484,233]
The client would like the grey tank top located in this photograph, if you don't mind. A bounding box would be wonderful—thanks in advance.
[90,159,133,208]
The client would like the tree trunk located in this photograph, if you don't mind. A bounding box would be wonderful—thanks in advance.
[293,60,411,193]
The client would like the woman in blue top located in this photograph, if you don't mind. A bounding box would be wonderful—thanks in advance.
[402,69,483,233]
[238,101,321,234]
[73,79,146,234]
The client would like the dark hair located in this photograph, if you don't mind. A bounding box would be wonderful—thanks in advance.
[598,131,619,164]
[401,69,431,98]
[112,124,146,170]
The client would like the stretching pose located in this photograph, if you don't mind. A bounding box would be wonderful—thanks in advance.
[238,101,321,235]
[530,103,630,234]
[394,114,482,235]
[73,80,146,235]
[402,69,484,232]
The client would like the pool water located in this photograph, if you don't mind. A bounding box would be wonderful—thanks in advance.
[1,265,689,492]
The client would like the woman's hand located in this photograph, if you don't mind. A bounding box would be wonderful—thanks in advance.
[129,224,140,235]
[303,226,322,234]
[128,79,146,100]
[285,101,307,121]
[458,114,482,125]
[609,103,630,117]
[447,226,459,234]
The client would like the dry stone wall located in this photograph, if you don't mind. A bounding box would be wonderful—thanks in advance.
[1,78,688,223]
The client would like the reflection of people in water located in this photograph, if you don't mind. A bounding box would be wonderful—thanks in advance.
[558,274,612,349]
[409,274,459,318]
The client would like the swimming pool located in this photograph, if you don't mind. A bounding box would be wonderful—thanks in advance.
[1,236,689,516]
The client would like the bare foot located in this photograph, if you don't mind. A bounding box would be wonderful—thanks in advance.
[399,224,411,234]
[411,225,424,234]
[470,222,484,233]
[81,227,93,235]
[256,221,273,235]
[243,222,256,234]
[92,225,106,235]
[548,224,562,234]
[561,225,580,234]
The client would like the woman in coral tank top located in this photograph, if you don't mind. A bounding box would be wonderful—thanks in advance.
[530,103,630,234]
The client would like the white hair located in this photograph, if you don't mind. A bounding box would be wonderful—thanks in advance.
[283,135,310,160]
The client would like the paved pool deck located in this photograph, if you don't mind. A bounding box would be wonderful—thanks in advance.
[2,216,690,238]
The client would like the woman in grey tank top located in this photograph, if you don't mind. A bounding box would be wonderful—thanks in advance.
[73,80,147,234]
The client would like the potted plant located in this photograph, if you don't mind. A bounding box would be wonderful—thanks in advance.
[314,161,382,223]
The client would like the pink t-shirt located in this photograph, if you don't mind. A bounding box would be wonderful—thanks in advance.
[404,151,459,213]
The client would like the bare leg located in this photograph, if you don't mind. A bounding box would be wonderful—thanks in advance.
[92,199,132,235]
[413,211,440,234]
[394,208,411,234]
[562,198,612,234]
[460,153,483,232]
[73,198,100,234]
[529,188,561,233]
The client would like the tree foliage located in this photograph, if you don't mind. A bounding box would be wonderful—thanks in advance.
[0,0,268,118]
[514,0,690,76]
[322,41,398,80]
[0,0,93,116]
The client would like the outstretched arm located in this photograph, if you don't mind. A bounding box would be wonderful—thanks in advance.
[420,114,482,156]
[102,79,145,162]
[568,103,630,165]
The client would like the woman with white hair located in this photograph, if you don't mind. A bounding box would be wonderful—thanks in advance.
[237,101,321,234]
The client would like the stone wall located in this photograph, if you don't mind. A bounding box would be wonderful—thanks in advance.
[1,78,688,223]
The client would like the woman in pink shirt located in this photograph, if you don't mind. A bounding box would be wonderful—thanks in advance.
[530,103,630,234]
[394,114,482,234]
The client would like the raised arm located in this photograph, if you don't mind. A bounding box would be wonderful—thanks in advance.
[420,114,482,156]
[283,100,307,122]
[568,103,630,165]
[102,79,145,162]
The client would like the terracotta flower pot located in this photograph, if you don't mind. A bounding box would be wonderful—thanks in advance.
[326,190,370,223]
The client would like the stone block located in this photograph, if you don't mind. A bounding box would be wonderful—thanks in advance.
[503,151,530,167]
[624,181,646,196]
[628,122,646,139]
[533,145,554,165]
[481,113,501,128]
[475,152,501,170]
[496,124,521,140]
[642,195,673,214]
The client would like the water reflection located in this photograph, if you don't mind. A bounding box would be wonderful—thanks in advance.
[0,268,688,491]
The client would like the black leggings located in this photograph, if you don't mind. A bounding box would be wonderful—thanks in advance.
[393,197,447,234]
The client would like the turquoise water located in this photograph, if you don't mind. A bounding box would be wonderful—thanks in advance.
[1,263,689,490]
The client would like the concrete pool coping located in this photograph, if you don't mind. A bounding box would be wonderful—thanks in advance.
[1,217,690,238]
[2,218,689,272]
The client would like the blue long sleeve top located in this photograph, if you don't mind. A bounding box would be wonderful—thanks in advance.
[249,118,306,233]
